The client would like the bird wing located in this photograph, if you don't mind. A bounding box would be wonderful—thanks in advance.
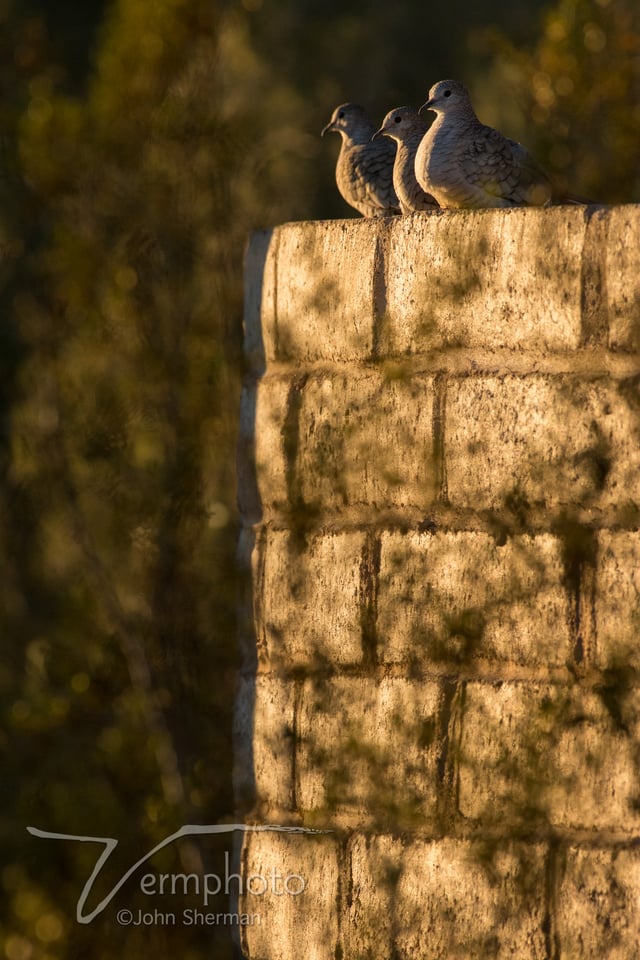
[506,138,553,204]
[347,142,400,214]
[459,125,551,205]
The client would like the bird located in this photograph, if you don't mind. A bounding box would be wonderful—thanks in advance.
[372,106,439,214]
[415,79,569,209]
[322,103,401,218]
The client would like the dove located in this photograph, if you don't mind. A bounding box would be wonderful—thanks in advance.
[322,103,400,218]
[372,106,439,213]
[415,79,558,209]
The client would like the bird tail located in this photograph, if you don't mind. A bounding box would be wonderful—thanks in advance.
[553,191,597,205]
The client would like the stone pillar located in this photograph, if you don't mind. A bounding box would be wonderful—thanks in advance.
[236,207,640,959]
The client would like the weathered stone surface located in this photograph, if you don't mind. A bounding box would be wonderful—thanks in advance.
[297,677,442,824]
[238,208,640,960]
[239,831,340,960]
[556,846,640,960]
[595,530,640,670]
[377,530,571,668]
[445,374,640,511]
[345,834,402,960]
[234,674,295,815]
[458,682,640,831]
[383,207,587,355]
[396,839,547,959]
[605,205,640,352]
[259,528,365,668]
[297,371,437,511]
[346,835,547,959]
[275,220,380,362]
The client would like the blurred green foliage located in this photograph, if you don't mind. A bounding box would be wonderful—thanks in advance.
[1,0,638,956]
[2,1,247,956]
[476,0,640,200]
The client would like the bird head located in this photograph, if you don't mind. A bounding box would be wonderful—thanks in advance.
[419,79,474,119]
[372,106,426,142]
[321,103,374,143]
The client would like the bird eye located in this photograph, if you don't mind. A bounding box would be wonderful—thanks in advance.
[394,115,402,123]
[338,110,345,118]
[444,89,452,98]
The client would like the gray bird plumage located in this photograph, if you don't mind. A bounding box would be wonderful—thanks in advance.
[415,79,555,209]
[322,103,400,218]
[373,106,439,214]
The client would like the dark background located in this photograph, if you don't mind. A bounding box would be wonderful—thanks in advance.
[1,0,638,957]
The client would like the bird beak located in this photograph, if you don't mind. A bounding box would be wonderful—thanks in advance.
[371,127,385,141]
[418,99,433,117]
[321,121,334,137]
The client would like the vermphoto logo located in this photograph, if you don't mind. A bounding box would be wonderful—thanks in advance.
[27,822,329,924]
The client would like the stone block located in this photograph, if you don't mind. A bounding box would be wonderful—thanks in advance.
[259,528,365,668]
[345,834,403,960]
[346,835,547,959]
[297,371,437,512]
[397,838,547,959]
[377,530,571,668]
[605,205,640,352]
[595,530,640,670]
[275,220,379,362]
[382,207,586,355]
[556,846,640,959]
[297,677,442,825]
[239,830,340,960]
[445,374,640,511]
[458,681,640,832]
